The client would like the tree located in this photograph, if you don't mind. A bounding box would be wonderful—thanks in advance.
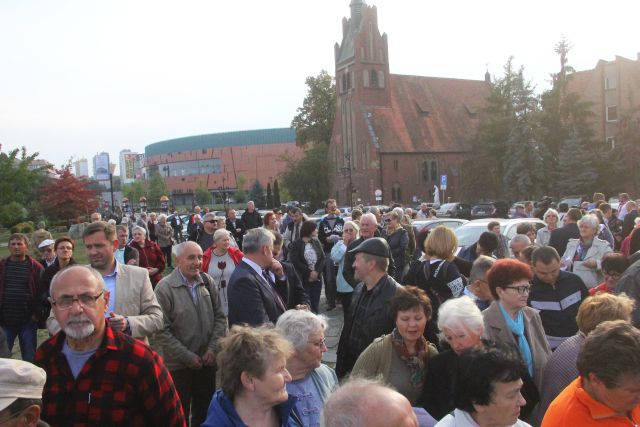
[281,143,330,209]
[194,181,211,206]
[248,180,265,208]
[273,179,281,207]
[38,164,99,222]
[291,70,336,146]
[147,171,170,205]
[0,147,45,208]
[0,202,28,228]
[266,182,273,208]
[123,181,147,203]
[234,175,247,203]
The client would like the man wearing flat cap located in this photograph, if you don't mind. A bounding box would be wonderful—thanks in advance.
[0,358,49,426]
[37,240,56,268]
[335,237,402,378]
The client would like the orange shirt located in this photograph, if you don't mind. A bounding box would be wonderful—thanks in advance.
[542,377,640,426]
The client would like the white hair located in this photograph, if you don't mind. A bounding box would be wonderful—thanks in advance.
[437,296,484,337]
[543,208,559,221]
[276,309,328,352]
[107,219,116,225]
[510,234,531,247]
[578,214,600,232]
[242,228,274,254]
[321,378,396,427]
[174,241,201,258]
[131,225,147,236]
[158,213,167,221]
[213,228,231,242]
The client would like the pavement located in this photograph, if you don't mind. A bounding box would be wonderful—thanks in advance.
[318,290,345,366]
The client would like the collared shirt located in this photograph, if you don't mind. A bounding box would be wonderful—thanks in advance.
[115,247,125,264]
[34,321,187,427]
[177,268,201,304]
[242,257,275,285]
[102,262,118,316]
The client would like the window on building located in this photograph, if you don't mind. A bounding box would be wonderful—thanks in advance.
[606,105,618,122]
[607,136,616,150]
[604,77,617,90]
[393,159,399,171]
[391,185,401,202]
[370,69,378,88]
[363,70,370,87]
[421,161,430,182]
[430,161,438,182]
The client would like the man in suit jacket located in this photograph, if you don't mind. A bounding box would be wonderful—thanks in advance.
[228,228,288,326]
[47,222,162,341]
[549,208,582,257]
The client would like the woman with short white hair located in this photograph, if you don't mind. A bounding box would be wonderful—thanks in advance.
[536,208,559,246]
[562,214,613,288]
[421,296,485,420]
[276,309,338,427]
[202,228,244,316]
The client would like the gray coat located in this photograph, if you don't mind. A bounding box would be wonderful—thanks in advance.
[482,301,551,390]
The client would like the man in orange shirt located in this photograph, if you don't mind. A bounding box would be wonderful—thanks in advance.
[542,320,640,426]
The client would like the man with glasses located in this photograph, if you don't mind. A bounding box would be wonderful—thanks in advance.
[35,265,186,426]
[529,246,588,350]
[189,212,218,251]
[37,239,56,268]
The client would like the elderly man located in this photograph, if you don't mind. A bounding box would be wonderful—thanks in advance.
[90,212,102,223]
[342,213,396,288]
[318,199,344,311]
[321,378,422,427]
[465,255,496,310]
[415,202,430,219]
[37,239,56,268]
[225,208,246,248]
[0,233,44,362]
[509,234,531,260]
[335,237,401,378]
[155,241,227,426]
[240,200,262,230]
[227,228,287,326]
[35,266,185,426]
[621,201,639,238]
[529,246,588,349]
[542,320,640,426]
[0,358,48,426]
[48,222,162,342]
[30,222,52,259]
[189,212,218,251]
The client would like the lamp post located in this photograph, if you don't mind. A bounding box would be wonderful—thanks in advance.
[340,153,354,208]
[162,164,170,177]
[221,175,227,211]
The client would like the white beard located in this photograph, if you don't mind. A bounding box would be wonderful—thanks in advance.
[63,314,96,340]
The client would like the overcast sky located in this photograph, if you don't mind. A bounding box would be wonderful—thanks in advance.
[1,0,637,175]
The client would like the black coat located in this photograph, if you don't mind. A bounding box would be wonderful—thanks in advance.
[227,260,286,327]
[274,262,311,309]
[226,218,247,247]
[335,274,401,378]
[342,237,396,288]
[241,210,262,230]
[289,238,326,287]
[622,210,639,238]
[549,222,580,257]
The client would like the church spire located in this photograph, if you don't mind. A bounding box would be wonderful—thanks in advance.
[350,0,365,27]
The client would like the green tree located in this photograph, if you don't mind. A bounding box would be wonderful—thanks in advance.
[273,179,281,207]
[0,201,28,228]
[555,126,599,196]
[194,181,211,206]
[266,182,273,208]
[123,181,147,203]
[291,70,336,146]
[281,143,330,209]
[0,147,45,208]
[147,171,170,206]
[234,175,247,203]
[248,180,265,208]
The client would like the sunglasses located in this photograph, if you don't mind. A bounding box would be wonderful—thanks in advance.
[205,220,217,224]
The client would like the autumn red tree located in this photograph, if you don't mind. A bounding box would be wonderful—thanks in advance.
[39,164,99,222]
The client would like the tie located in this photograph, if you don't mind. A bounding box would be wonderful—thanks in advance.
[262,269,287,312]
[294,223,300,241]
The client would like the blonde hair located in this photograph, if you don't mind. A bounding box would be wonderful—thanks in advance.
[424,226,458,261]
[577,292,635,334]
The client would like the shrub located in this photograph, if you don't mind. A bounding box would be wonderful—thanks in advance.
[10,221,34,234]
[0,202,28,228]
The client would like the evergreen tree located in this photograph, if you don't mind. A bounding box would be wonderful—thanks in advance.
[273,179,281,207]
[147,171,170,206]
[281,143,329,209]
[123,181,147,203]
[248,180,265,208]
[234,175,247,204]
[556,126,598,196]
[0,147,45,208]
[194,181,211,206]
[266,183,273,208]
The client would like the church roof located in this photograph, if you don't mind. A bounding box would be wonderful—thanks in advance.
[370,74,489,153]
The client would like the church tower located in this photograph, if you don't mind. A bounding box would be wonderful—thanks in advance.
[331,0,391,205]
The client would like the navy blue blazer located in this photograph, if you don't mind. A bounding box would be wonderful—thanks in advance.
[228,260,286,327]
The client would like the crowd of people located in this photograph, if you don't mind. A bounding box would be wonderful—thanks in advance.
[1,192,640,426]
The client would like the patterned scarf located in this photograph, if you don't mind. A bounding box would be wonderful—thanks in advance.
[390,328,430,389]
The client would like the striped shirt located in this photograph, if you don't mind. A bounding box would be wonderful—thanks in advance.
[1,259,33,327]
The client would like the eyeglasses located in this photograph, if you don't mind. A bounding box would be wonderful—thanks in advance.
[505,285,531,295]
[604,271,622,279]
[311,338,326,348]
[51,292,104,310]
[205,220,217,224]
[344,228,355,233]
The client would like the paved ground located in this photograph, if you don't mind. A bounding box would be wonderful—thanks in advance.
[318,294,344,366]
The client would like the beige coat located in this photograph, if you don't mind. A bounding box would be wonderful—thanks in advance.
[562,237,612,288]
[482,301,551,390]
[154,269,227,371]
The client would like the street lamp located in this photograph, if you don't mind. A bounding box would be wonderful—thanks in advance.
[162,164,170,177]
[340,153,354,208]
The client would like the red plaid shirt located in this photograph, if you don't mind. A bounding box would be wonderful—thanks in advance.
[35,321,186,427]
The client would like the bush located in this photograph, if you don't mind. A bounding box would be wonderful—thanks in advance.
[10,221,34,234]
[0,202,28,228]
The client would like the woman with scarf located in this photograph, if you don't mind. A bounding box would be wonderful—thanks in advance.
[482,258,550,392]
[351,286,438,405]
[562,214,612,288]
[202,229,244,317]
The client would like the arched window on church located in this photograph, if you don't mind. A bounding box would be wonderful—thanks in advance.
[342,74,348,92]
[422,161,430,182]
[370,70,378,88]
[431,161,438,182]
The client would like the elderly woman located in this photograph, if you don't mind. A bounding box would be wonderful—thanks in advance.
[562,214,613,288]
[536,208,559,246]
[330,220,360,315]
[382,209,409,282]
[420,296,485,419]
[202,325,302,426]
[203,228,244,316]
[156,213,174,269]
[275,310,338,427]
[483,259,550,390]
[403,226,466,345]
[351,286,438,405]
[289,220,326,314]
[128,225,165,287]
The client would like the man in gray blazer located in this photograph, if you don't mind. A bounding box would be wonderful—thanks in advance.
[47,222,162,341]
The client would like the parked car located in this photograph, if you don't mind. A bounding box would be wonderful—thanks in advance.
[559,195,587,209]
[435,202,471,219]
[412,218,468,236]
[454,218,546,254]
[471,201,509,219]
[608,197,620,211]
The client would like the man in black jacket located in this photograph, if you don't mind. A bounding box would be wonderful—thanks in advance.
[317,199,344,310]
[335,237,401,378]
[549,208,582,256]
[240,201,262,230]
[270,233,310,310]
[621,201,638,239]
[225,208,247,248]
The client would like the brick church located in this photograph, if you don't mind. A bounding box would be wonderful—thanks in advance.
[329,0,489,206]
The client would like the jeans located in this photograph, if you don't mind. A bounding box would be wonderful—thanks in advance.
[2,319,38,361]
[305,280,322,314]
[170,366,216,427]
[323,255,337,307]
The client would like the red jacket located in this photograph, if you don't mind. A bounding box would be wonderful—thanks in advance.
[128,239,165,286]
[202,245,244,273]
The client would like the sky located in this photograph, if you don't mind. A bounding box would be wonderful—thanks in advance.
[1,0,638,176]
